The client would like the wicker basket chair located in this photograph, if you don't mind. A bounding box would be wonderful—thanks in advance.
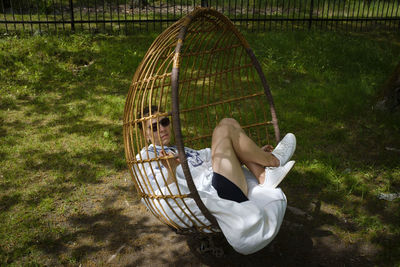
[123,7,280,235]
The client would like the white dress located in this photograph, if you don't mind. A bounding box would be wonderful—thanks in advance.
[134,144,287,255]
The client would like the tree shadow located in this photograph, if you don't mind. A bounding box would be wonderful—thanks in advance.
[2,32,400,265]
[0,193,22,213]
[183,202,373,267]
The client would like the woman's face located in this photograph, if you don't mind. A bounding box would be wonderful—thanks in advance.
[145,114,171,146]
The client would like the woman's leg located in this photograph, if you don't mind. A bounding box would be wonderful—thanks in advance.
[216,118,279,167]
[242,161,267,184]
[211,118,279,194]
[211,122,248,196]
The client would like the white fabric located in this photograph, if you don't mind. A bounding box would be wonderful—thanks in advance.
[134,145,287,255]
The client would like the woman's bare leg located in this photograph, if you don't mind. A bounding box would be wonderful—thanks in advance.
[217,118,279,167]
[242,161,267,184]
[211,123,248,195]
[211,118,279,193]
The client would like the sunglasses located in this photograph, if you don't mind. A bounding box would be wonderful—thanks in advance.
[149,117,170,132]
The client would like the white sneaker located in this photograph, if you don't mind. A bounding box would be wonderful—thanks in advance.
[260,160,295,189]
[271,133,296,166]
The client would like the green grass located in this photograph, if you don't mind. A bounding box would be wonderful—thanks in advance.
[1,30,400,265]
[249,30,400,263]
[0,33,156,265]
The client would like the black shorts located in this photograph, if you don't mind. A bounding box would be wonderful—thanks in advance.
[211,172,248,203]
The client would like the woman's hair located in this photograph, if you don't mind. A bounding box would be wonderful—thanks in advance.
[137,105,161,129]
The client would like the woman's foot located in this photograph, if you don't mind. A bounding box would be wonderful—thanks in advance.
[259,161,295,188]
[271,133,296,166]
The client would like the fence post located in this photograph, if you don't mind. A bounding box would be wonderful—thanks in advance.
[309,0,314,30]
[69,0,75,32]
[201,0,208,7]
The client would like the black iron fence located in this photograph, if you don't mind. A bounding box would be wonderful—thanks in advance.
[1,0,399,34]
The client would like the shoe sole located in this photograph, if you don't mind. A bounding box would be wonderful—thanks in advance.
[269,160,295,188]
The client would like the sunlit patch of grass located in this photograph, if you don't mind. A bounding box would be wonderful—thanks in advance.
[241,30,400,264]
[0,33,156,265]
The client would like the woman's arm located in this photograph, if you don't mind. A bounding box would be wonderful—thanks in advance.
[159,151,181,185]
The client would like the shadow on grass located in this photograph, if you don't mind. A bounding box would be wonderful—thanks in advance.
[182,164,398,266]
[283,167,397,265]
[254,33,400,263]
[0,193,22,213]
[21,149,115,184]
[19,35,147,118]
[183,208,372,266]
[17,180,196,265]
[2,32,399,265]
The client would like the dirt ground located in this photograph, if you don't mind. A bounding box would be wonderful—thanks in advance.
[58,171,377,266]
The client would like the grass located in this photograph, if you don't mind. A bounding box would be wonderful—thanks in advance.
[0,33,157,265]
[0,30,400,265]
[249,30,400,263]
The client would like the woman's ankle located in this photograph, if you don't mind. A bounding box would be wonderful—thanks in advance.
[268,154,280,167]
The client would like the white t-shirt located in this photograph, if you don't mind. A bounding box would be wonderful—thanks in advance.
[134,144,287,255]
[134,144,214,195]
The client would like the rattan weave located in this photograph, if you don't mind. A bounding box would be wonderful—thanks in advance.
[123,7,280,234]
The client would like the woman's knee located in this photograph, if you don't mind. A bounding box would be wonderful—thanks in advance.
[213,118,241,139]
[212,123,231,139]
[218,118,241,129]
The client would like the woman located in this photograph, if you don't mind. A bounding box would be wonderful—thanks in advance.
[138,106,296,203]
[135,106,296,254]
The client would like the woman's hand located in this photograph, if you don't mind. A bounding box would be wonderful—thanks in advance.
[262,144,274,152]
[159,150,181,172]
[159,150,181,185]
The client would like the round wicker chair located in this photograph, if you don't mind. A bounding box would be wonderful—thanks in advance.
[123,7,280,235]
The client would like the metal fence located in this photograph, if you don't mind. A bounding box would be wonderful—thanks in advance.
[1,0,399,34]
